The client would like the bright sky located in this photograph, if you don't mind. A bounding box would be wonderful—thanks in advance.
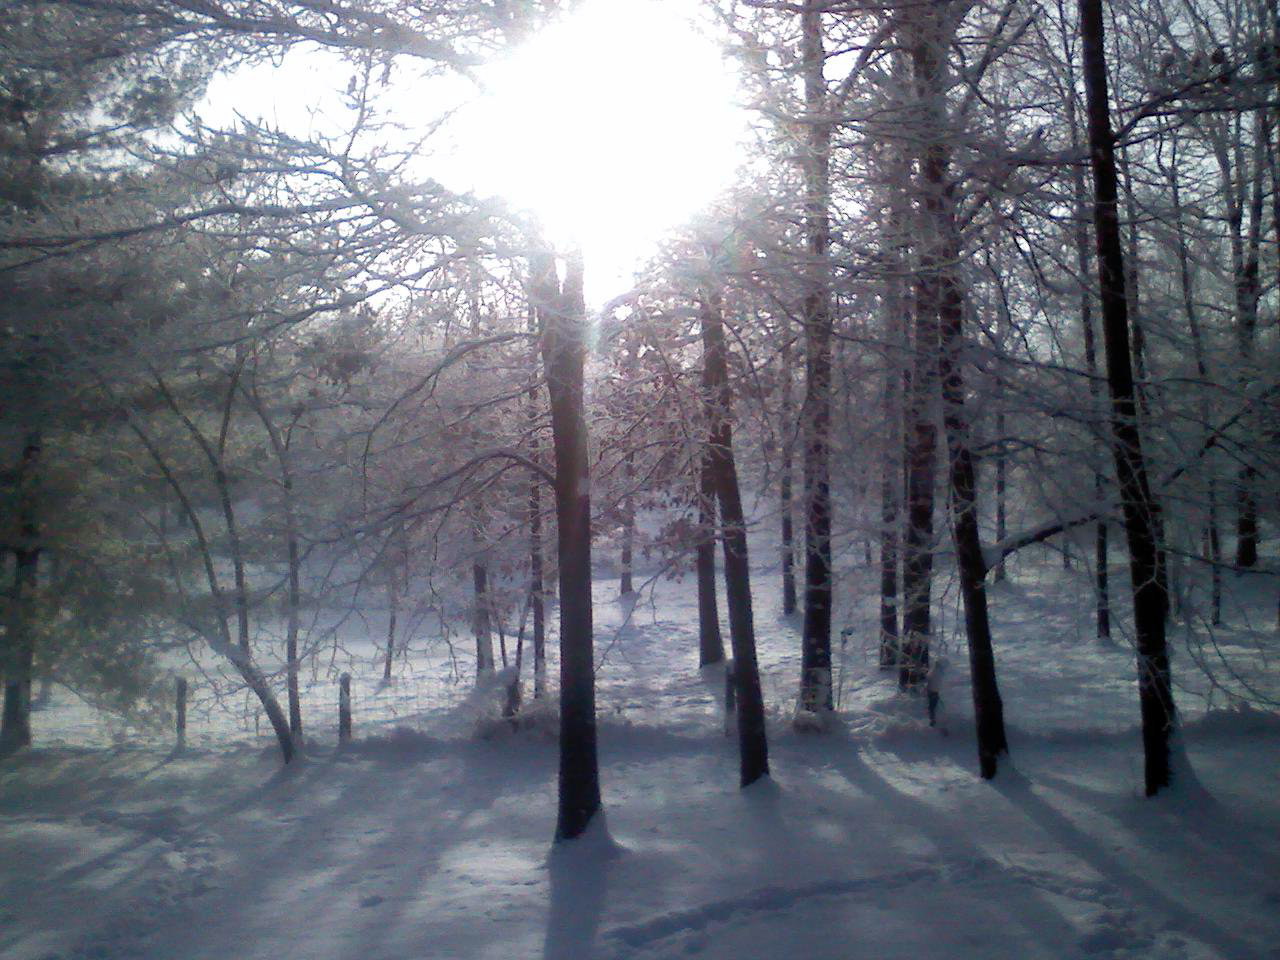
[203,0,750,304]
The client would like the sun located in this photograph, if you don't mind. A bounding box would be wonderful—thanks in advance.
[457,0,748,300]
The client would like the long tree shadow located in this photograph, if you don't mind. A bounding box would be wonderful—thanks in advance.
[543,822,620,960]
[993,772,1266,960]
[823,745,1084,952]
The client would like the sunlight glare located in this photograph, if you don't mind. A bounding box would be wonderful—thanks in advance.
[461,0,747,299]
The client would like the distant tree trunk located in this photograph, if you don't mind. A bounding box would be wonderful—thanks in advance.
[384,573,398,682]
[700,290,770,786]
[534,246,601,841]
[798,0,834,714]
[473,512,494,677]
[779,328,797,617]
[527,310,547,699]
[878,249,903,667]
[994,407,1007,584]
[1167,134,1222,626]
[473,558,493,675]
[697,445,726,666]
[620,450,635,597]
[1079,0,1178,795]
[0,432,40,755]
[1065,80,1111,641]
[285,513,303,737]
[1118,147,1169,605]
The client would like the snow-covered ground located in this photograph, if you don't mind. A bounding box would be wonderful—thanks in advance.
[3,546,1279,960]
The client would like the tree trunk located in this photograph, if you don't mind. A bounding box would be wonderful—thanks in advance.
[700,291,770,786]
[0,433,39,755]
[473,548,494,677]
[528,310,547,700]
[938,241,1008,779]
[535,246,601,841]
[1065,80,1111,641]
[384,574,398,682]
[696,447,726,666]
[620,450,635,597]
[129,406,295,765]
[878,260,903,667]
[798,0,834,714]
[1079,0,1178,795]
[900,4,946,691]
[993,406,1007,584]
[245,381,304,740]
[780,327,797,616]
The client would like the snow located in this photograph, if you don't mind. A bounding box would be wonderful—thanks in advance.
[3,544,1279,960]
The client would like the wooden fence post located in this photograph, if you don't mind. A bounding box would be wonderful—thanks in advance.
[339,673,352,743]
[724,659,736,715]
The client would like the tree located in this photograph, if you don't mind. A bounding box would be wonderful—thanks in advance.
[698,282,769,786]
[1078,0,1179,795]
[532,245,601,841]
[797,0,834,718]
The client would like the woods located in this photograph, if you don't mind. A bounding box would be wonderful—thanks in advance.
[2,0,1278,836]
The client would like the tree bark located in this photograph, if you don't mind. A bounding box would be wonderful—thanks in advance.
[779,327,797,617]
[1079,0,1178,795]
[798,0,834,714]
[700,291,770,786]
[473,540,494,677]
[879,166,908,665]
[527,309,547,699]
[0,432,40,755]
[938,242,1008,779]
[900,3,947,691]
[534,246,602,840]
[1064,74,1111,641]
[620,450,635,597]
[696,444,726,666]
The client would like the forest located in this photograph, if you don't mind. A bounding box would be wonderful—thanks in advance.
[1,0,1278,958]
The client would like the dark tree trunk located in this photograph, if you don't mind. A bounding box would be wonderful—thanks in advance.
[938,238,1008,779]
[0,433,39,754]
[900,6,946,691]
[534,247,601,841]
[281,466,303,739]
[1079,0,1178,795]
[620,451,635,597]
[696,445,725,666]
[700,292,770,786]
[528,311,547,699]
[993,406,1007,584]
[338,673,352,742]
[384,575,398,682]
[878,260,903,667]
[780,328,797,617]
[1066,85,1112,641]
[473,550,494,676]
[798,0,834,714]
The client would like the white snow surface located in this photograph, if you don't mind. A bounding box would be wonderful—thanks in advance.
[3,546,1279,960]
